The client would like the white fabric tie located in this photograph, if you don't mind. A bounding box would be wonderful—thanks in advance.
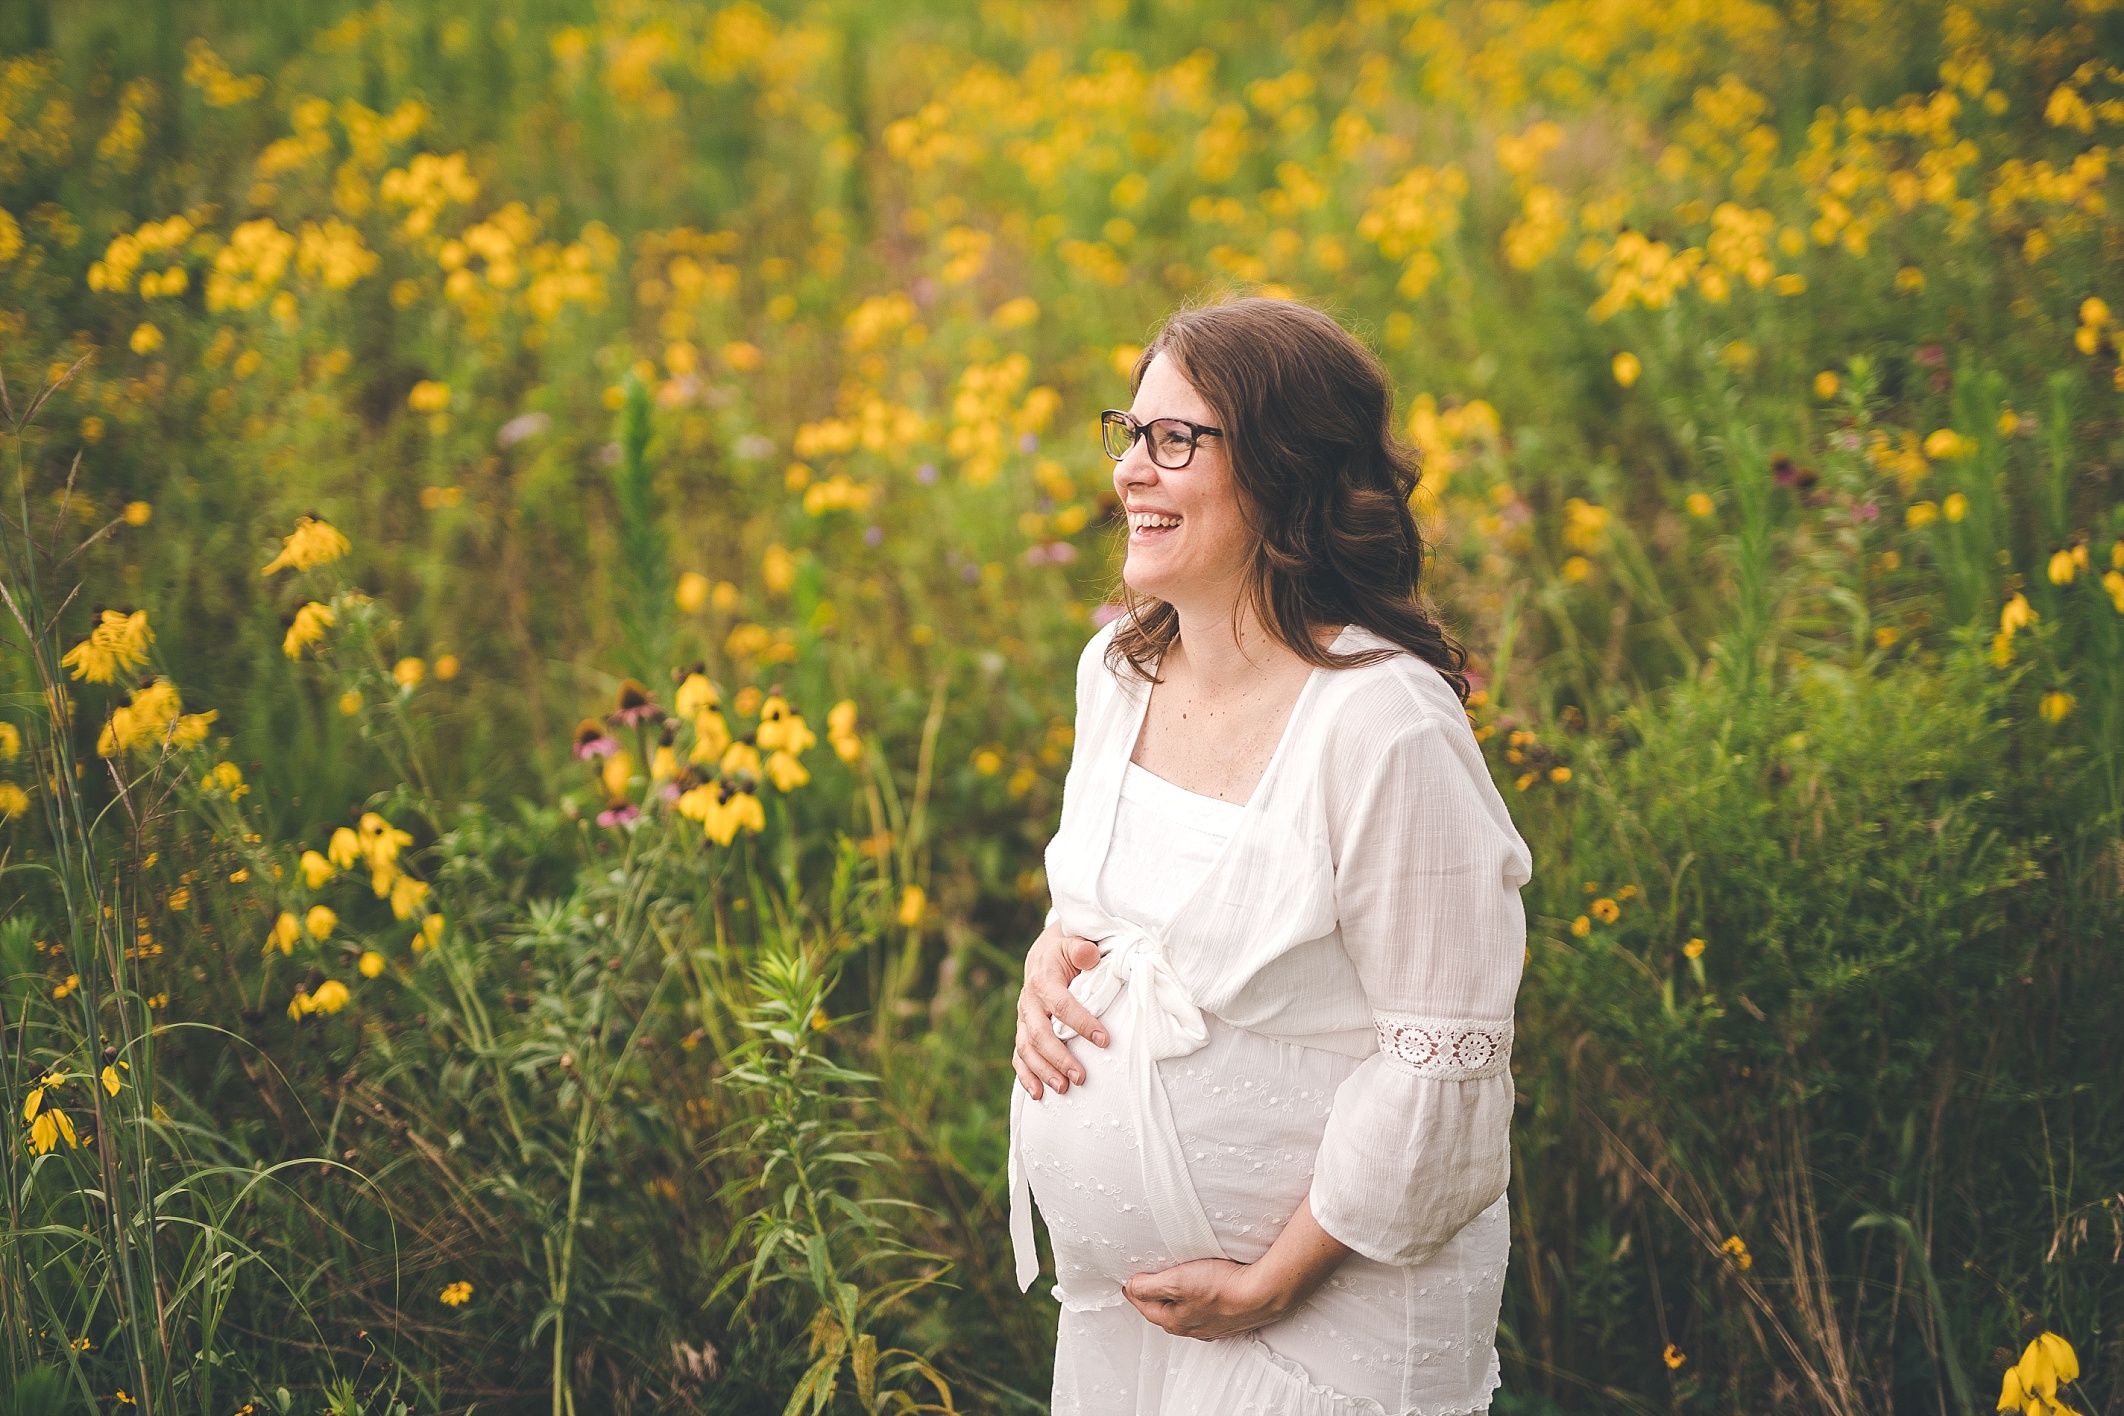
[1010,925,1228,1292]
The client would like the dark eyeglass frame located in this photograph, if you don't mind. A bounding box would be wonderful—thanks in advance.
[1099,409,1224,469]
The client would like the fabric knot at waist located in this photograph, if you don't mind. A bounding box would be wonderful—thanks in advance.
[1009,925,1229,1296]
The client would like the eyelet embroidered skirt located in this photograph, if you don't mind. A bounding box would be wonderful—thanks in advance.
[1017,986,1509,1416]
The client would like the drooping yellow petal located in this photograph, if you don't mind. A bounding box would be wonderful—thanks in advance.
[2019,1338,2057,1399]
[300,849,336,889]
[2036,1333,2078,1385]
[1999,1363,2026,1411]
[23,1087,42,1122]
[100,1065,120,1097]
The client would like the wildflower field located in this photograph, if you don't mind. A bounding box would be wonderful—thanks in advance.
[2,0,2121,1411]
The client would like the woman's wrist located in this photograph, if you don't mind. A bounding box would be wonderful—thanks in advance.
[1230,1196,1350,1321]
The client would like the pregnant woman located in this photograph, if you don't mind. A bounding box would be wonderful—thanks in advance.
[1008,297,1532,1415]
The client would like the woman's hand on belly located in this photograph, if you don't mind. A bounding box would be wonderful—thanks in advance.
[1121,1195,1353,1340]
[1013,924,1108,1098]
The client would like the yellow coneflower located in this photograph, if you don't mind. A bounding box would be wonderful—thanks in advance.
[358,950,385,978]
[439,1280,473,1306]
[765,749,809,791]
[392,657,426,689]
[1570,915,1591,937]
[62,609,155,683]
[0,781,28,820]
[719,740,761,779]
[689,711,732,764]
[260,516,351,576]
[897,884,926,927]
[266,911,301,955]
[305,905,336,938]
[0,721,18,759]
[1611,351,1640,387]
[1592,897,1620,923]
[388,874,429,921]
[300,849,335,888]
[328,827,362,870]
[1663,1344,1685,1369]
[1683,938,1706,958]
[2039,690,2075,723]
[311,979,350,1013]
[1720,1235,1752,1268]
[419,914,445,950]
[828,700,862,763]
[282,601,335,659]
[674,671,720,716]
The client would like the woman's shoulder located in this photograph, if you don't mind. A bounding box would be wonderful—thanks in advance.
[1311,624,1466,739]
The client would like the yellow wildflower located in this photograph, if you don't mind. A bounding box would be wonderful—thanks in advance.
[675,572,710,613]
[1570,915,1591,937]
[1720,1235,1752,1268]
[897,884,926,927]
[406,380,450,412]
[1813,371,1839,399]
[311,979,350,1013]
[1611,351,1640,388]
[283,601,335,658]
[101,1065,120,1096]
[2102,570,2124,613]
[675,673,720,716]
[419,914,445,950]
[123,500,152,525]
[260,516,351,575]
[690,710,732,764]
[756,697,815,753]
[702,787,765,845]
[1906,501,1939,528]
[1664,1344,1685,1370]
[305,905,336,938]
[0,782,28,820]
[2000,594,2039,635]
[388,874,430,921]
[2047,550,2078,585]
[358,950,385,978]
[719,741,761,779]
[972,748,1003,775]
[129,322,163,354]
[300,849,335,888]
[392,657,426,689]
[1684,938,1706,958]
[828,700,862,763]
[2039,691,2075,724]
[1591,897,1620,923]
[328,827,362,870]
[433,654,459,680]
[0,721,18,758]
[1942,492,1968,522]
[1685,493,1714,517]
[266,911,301,955]
[764,749,809,791]
[61,609,155,683]
[1549,766,1572,784]
[440,1280,473,1306]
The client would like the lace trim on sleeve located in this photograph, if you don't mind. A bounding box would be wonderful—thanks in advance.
[1373,1013,1514,1080]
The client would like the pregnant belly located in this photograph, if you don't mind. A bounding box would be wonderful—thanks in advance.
[1017,984,1359,1306]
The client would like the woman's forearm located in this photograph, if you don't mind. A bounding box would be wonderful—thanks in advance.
[1233,1195,1352,1320]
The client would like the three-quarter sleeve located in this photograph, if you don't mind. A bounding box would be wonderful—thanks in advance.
[1308,706,1531,1266]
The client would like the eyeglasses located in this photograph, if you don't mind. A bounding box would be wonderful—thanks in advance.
[1100,409,1223,469]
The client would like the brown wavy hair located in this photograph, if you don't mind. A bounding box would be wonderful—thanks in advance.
[1105,295,1470,702]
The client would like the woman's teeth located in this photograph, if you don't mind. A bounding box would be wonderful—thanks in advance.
[1129,512,1181,532]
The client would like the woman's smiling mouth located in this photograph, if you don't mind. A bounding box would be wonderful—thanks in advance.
[1127,510,1183,540]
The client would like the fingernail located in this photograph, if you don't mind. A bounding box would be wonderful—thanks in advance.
[1071,1071,1084,1084]
[1093,1032,1109,1046]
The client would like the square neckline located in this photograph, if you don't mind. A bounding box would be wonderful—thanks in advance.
[1088,624,1353,931]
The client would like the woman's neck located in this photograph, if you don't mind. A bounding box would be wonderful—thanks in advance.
[1166,592,1303,695]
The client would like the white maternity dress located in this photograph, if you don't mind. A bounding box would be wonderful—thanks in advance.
[1010,620,1532,1416]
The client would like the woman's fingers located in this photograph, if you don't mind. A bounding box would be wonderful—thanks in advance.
[1062,933,1105,973]
[1017,992,1084,1088]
